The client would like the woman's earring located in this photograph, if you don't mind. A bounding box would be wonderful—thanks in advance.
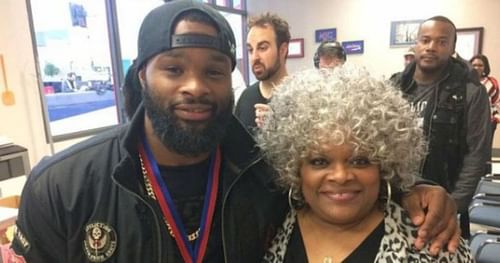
[288,188,295,210]
[385,180,392,209]
[288,186,305,210]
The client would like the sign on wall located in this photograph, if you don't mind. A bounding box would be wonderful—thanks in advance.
[342,40,364,54]
[315,28,337,43]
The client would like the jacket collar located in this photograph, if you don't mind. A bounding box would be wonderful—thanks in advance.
[111,103,146,194]
[400,57,472,92]
[113,103,262,192]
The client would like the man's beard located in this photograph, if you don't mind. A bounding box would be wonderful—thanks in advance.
[253,57,282,81]
[142,84,234,157]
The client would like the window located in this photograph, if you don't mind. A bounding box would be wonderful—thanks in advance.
[216,0,230,8]
[232,0,244,10]
[220,11,246,80]
[27,0,247,142]
[116,0,164,74]
[28,0,119,141]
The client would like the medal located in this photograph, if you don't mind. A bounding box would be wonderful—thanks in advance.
[138,137,221,263]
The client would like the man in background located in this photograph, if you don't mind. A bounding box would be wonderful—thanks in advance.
[62,72,77,92]
[404,46,416,67]
[235,12,290,133]
[313,40,346,69]
[391,15,491,238]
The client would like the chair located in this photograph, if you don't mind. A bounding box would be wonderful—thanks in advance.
[470,230,500,263]
[474,174,500,197]
[469,173,500,228]
[469,199,500,228]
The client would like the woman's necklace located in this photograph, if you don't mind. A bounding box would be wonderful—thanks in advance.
[139,154,200,241]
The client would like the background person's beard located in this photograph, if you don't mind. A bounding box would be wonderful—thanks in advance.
[142,84,234,157]
[253,58,281,81]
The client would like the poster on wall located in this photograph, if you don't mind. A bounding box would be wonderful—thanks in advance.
[455,27,483,60]
[342,40,364,54]
[390,20,423,47]
[287,38,304,58]
[315,28,337,43]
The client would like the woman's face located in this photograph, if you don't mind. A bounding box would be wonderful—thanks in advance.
[300,142,381,226]
[471,58,485,77]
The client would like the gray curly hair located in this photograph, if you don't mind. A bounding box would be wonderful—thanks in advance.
[256,66,427,201]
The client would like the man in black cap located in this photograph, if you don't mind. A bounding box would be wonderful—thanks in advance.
[13,2,462,262]
[313,41,346,69]
[13,2,283,262]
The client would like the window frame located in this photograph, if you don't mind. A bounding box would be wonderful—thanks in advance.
[26,0,247,143]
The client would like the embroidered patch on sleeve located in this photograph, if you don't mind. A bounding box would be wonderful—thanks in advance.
[11,226,31,255]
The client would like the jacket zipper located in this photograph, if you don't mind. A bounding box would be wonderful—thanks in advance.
[417,74,449,176]
[221,156,263,262]
[114,153,264,262]
[419,86,438,175]
[112,176,164,263]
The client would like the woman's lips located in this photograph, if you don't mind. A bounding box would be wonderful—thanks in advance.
[321,190,360,202]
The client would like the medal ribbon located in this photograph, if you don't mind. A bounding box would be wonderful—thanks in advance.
[138,138,220,263]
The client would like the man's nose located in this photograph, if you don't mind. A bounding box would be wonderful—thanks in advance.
[250,51,260,64]
[180,75,209,97]
[427,40,439,51]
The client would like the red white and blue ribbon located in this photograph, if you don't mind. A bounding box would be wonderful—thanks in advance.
[138,137,221,263]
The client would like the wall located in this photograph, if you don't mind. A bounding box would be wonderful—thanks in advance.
[0,0,46,167]
[0,0,85,168]
[247,0,500,147]
[1,0,500,170]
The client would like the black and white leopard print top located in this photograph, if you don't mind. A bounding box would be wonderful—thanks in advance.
[263,201,473,262]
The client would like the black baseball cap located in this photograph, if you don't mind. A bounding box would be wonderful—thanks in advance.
[135,0,237,70]
[317,41,346,60]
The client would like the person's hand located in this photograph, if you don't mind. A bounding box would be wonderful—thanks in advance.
[401,184,460,256]
[255,103,270,128]
[493,113,500,123]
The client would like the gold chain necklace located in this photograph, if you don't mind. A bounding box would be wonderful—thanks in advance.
[139,155,200,242]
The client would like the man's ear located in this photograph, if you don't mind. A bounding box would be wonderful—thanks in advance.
[138,68,146,89]
[279,42,289,60]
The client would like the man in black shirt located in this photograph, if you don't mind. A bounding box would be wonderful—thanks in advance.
[235,13,290,133]
[391,16,490,238]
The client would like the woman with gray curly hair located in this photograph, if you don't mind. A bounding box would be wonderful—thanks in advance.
[257,67,473,262]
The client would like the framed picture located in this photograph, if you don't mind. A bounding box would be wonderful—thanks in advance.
[288,38,304,58]
[455,27,484,61]
[342,40,364,54]
[315,28,337,43]
[390,20,423,47]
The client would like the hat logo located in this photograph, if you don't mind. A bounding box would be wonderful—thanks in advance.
[84,222,117,262]
[229,40,236,56]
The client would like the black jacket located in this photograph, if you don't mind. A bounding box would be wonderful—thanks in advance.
[391,58,490,213]
[13,105,288,262]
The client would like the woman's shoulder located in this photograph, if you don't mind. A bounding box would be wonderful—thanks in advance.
[376,202,474,262]
[380,202,418,252]
[262,210,296,263]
